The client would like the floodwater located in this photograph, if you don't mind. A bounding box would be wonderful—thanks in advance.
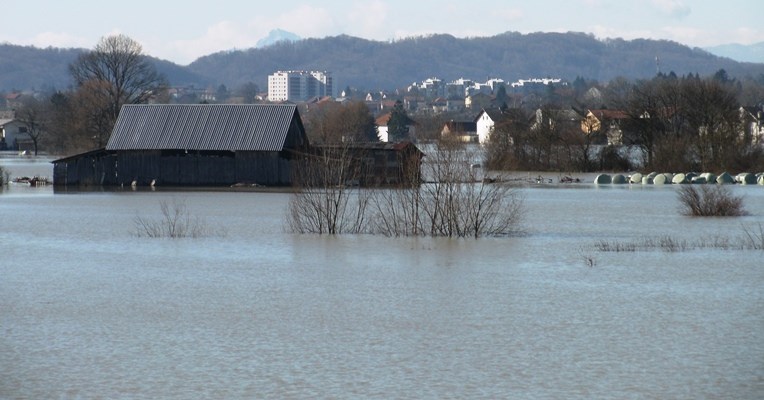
[1,156,763,399]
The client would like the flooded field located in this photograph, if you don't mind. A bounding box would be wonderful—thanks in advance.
[1,156,763,399]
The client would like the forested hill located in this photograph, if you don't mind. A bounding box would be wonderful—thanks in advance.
[0,44,210,92]
[188,32,764,89]
[0,44,81,91]
[3,32,764,92]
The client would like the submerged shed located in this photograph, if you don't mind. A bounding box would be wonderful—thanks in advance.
[308,141,424,187]
[53,104,309,186]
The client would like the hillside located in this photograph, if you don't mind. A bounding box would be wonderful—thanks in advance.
[0,44,210,92]
[188,32,764,90]
[3,32,764,93]
[0,44,81,91]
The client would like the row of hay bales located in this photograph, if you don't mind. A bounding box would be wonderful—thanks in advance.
[595,171,764,185]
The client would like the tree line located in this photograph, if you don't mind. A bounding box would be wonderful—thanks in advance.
[481,71,764,173]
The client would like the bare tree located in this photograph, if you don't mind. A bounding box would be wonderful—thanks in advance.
[43,91,102,155]
[484,123,516,170]
[335,101,377,142]
[69,34,166,135]
[620,73,761,172]
[14,96,48,155]
[302,100,376,144]
[234,82,260,103]
[681,77,742,171]
[619,76,693,171]
[287,137,524,238]
[289,100,384,235]
[412,138,523,238]
[71,80,117,149]
[514,106,584,171]
[484,109,530,170]
[288,143,370,234]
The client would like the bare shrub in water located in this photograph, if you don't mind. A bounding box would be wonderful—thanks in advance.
[0,165,11,185]
[370,140,523,238]
[677,184,747,217]
[594,228,764,253]
[741,223,764,250]
[133,199,223,238]
[287,143,370,235]
[288,138,524,237]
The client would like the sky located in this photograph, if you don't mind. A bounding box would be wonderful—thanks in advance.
[2,0,763,65]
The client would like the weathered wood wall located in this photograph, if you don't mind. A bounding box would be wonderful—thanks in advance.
[54,150,296,187]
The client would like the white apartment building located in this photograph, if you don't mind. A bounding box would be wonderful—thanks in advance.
[268,71,334,102]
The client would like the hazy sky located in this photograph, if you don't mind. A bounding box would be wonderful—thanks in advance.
[3,0,762,65]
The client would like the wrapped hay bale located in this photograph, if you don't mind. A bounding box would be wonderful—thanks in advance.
[716,172,735,184]
[736,173,756,185]
[612,174,627,184]
[672,173,688,184]
[653,174,668,185]
[594,174,612,184]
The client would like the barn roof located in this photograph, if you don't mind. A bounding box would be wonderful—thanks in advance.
[105,104,303,152]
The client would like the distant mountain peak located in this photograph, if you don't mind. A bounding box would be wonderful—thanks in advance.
[704,42,764,63]
[256,29,301,48]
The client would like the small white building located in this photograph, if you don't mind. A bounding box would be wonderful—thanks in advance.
[0,118,30,151]
[475,108,503,144]
[474,108,528,145]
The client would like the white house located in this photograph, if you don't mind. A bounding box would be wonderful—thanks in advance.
[474,108,504,144]
[0,118,30,151]
[474,108,530,145]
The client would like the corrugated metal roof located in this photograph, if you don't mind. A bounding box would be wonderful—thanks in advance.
[105,104,300,151]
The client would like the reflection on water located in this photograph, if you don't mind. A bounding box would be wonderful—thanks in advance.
[1,158,763,399]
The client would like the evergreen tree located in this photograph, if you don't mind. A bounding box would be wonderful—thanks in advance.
[495,84,508,107]
[387,100,410,142]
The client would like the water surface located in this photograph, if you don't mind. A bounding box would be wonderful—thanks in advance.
[1,158,763,399]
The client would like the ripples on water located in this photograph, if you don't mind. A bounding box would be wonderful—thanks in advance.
[1,159,763,399]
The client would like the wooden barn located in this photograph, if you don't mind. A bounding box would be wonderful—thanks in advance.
[53,104,309,187]
[308,142,424,187]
